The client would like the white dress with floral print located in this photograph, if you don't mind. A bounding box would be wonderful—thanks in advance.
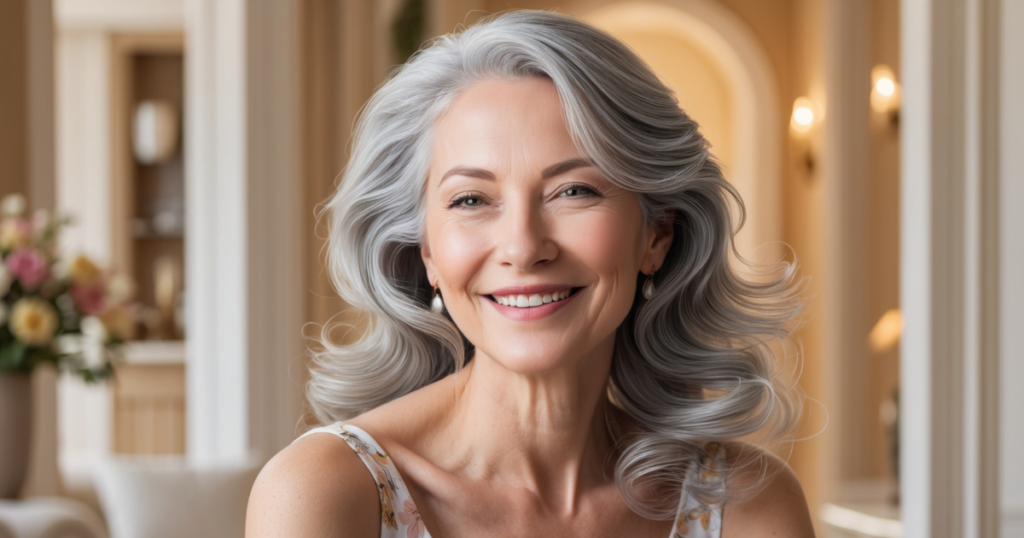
[299,423,722,538]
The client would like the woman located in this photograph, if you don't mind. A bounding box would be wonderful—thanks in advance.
[248,10,814,538]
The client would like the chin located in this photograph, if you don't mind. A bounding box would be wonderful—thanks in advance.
[475,335,601,377]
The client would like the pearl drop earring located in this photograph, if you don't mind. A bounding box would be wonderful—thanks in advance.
[642,268,656,299]
[431,287,445,313]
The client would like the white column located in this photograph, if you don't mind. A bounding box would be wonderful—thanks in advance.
[899,0,1006,536]
[185,0,305,464]
[998,2,1024,535]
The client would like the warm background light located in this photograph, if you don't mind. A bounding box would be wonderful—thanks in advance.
[790,96,817,134]
[794,107,814,126]
[870,64,900,115]
[875,77,895,96]
[868,308,902,353]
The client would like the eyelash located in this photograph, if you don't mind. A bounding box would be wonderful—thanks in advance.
[446,183,600,209]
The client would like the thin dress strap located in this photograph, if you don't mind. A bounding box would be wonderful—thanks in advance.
[670,442,726,538]
[298,423,432,538]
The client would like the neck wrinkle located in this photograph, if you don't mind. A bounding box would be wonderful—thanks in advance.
[446,335,619,515]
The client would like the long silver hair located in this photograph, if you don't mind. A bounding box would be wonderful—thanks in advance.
[308,9,802,518]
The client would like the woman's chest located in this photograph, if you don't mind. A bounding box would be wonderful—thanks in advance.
[405,479,675,538]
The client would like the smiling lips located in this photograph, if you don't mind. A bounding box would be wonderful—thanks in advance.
[484,286,580,321]
[491,289,573,308]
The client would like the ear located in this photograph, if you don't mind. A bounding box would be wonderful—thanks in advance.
[641,209,675,274]
[420,241,438,288]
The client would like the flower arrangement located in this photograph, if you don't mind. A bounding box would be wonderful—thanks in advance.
[0,194,134,382]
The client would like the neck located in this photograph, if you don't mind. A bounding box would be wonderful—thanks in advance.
[443,334,619,512]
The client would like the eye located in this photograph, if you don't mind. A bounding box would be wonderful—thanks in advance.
[448,195,487,209]
[559,184,599,198]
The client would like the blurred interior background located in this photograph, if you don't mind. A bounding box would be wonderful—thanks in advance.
[0,0,1020,537]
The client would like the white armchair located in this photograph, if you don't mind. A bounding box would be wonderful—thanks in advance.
[92,457,260,538]
[0,497,108,538]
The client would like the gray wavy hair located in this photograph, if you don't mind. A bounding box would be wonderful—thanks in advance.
[308,9,802,518]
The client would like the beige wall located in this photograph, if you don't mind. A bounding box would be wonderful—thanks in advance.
[866,0,901,480]
[785,0,827,516]
[0,0,28,201]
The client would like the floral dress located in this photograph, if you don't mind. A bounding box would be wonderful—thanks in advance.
[298,423,723,538]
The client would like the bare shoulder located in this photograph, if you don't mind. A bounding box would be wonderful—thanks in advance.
[245,431,379,538]
[720,444,815,538]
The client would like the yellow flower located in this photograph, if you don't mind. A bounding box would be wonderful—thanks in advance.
[67,255,101,285]
[10,297,59,346]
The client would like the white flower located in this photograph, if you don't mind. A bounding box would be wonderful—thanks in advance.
[0,264,12,296]
[32,208,50,233]
[51,259,69,281]
[80,315,108,343]
[1,194,26,217]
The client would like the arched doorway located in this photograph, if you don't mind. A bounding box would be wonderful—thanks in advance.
[576,1,782,263]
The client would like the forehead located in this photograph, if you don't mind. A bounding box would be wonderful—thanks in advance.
[430,77,582,174]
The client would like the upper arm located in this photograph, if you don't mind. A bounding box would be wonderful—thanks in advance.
[246,433,380,538]
[720,448,816,538]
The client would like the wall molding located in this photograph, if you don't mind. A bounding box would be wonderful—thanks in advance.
[822,0,873,489]
[54,0,184,31]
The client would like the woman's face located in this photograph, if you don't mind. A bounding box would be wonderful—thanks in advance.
[421,76,673,375]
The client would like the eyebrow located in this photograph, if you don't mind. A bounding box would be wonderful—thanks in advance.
[438,158,593,184]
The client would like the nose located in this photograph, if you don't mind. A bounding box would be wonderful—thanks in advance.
[494,196,557,270]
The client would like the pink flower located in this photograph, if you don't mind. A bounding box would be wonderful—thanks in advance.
[70,282,106,316]
[396,499,425,538]
[6,248,50,290]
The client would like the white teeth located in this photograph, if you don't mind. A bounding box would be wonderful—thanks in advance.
[494,289,574,308]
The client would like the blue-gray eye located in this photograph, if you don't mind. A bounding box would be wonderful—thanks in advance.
[561,185,597,197]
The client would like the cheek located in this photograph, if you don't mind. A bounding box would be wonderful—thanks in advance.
[559,209,646,281]
[428,218,489,289]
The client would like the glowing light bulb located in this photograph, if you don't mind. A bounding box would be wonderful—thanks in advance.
[794,107,814,126]
[876,77,895,96]
[871,65,900,115]
[790,96,818,135]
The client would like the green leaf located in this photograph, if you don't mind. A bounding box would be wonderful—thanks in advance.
[0,342,27,371]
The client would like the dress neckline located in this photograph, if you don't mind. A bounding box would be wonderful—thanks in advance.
[298,422,722,538]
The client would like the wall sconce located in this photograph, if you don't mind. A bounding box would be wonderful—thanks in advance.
[133,100,179,165]
[871,65,901,129]
[790,96,820,174]
[790,96,817,135]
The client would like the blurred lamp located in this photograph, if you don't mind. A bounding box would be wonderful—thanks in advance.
[133,100,179,165]
[790,96,817,135]
[870,65,901,116]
